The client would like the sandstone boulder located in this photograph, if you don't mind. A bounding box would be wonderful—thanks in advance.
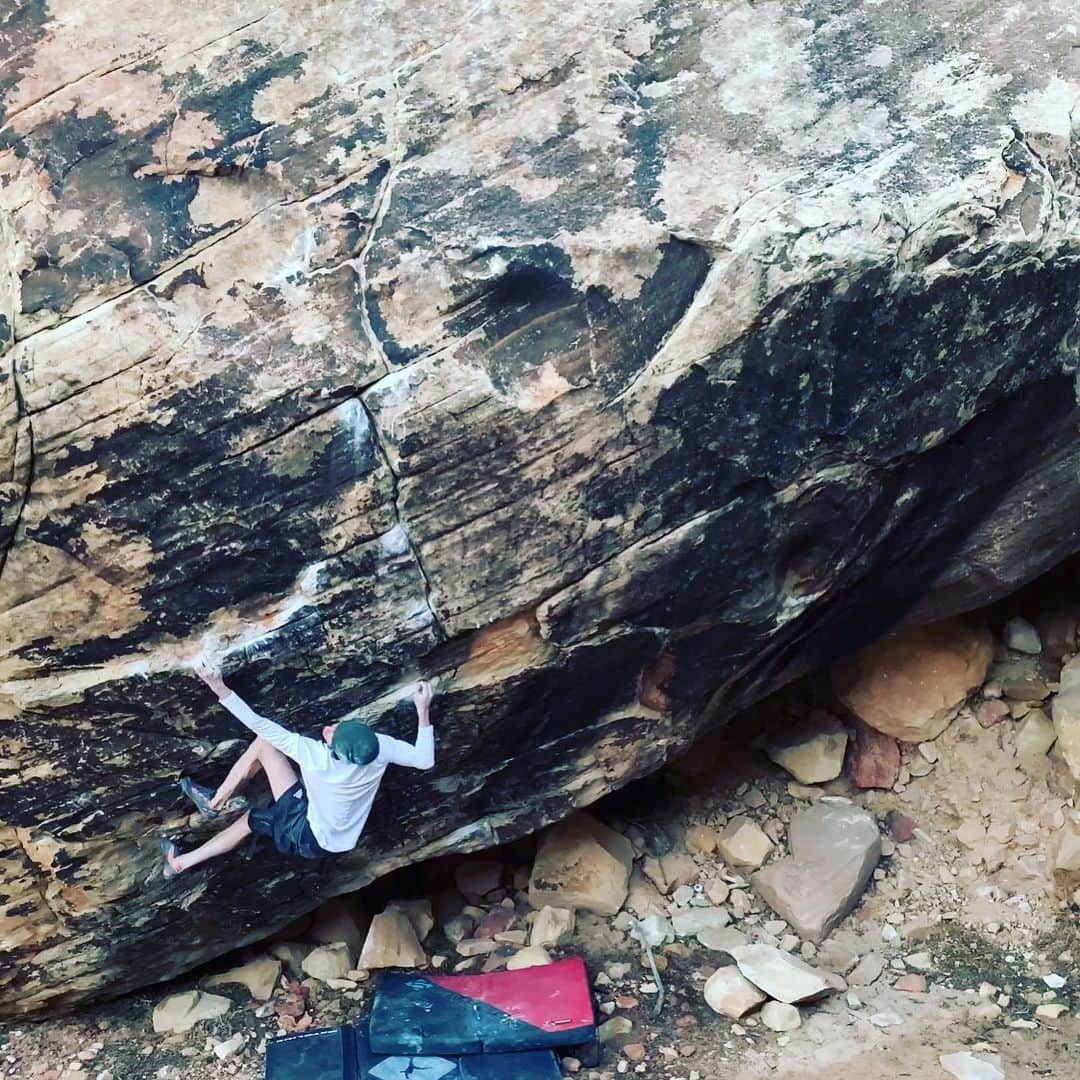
[3,0,1080,1017]
[703,967,767,1020]
[529,813,633,916]
[765,712,848,784]
[530,906,576,948]
[302,942,355,982]
[752,802,880,941]
[152,990,232,1034]
[716,817,774,870]
[1052,656,1080,781]
[832,619,993,741]
[848,720,900,789]
[204,955,282,1001]
[357,912,426,970]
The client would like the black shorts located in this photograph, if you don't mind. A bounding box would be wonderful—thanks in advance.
[248,781,328,860]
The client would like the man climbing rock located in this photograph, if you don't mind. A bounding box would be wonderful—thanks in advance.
[162,657,435,876]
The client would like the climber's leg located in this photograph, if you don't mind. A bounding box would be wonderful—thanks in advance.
[165,812,253,875]
[210,737,298,808]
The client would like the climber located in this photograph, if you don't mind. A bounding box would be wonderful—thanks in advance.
[161,658,435,876]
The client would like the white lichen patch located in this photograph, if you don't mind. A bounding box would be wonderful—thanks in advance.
[906,54,1012,121]
[556,207,664,300]
[1010,76,1080,139]
[700,4,820,134]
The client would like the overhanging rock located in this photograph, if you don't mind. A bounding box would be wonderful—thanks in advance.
[0,0,1079,1015]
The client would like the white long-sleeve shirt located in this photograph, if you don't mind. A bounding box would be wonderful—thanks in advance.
[219,691,434,854]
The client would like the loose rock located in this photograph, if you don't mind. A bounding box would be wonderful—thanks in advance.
[506,946,552,970]
[151,991,232,1034]
[1052,655,1080,781]
[356,912,426,970]
[303,942,356,981]
[751,802,880,941]
[204,955,282,1001]
[703,967,767,1019]
[530,906,576,948]
[759,1001,801,1031]
[1003,616,1041,654]
[1014,709,1057,758]
[765,711,848,784]
[848,720,900,789]
[832,618,992,741]
[529,813,634,915]
[729,944,835,1004]
[716,817,774,870]
[939,1051,1005,1080]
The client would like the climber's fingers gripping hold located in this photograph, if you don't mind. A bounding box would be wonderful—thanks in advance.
[412,679,436,711]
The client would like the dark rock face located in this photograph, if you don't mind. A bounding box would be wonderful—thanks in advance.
[0,0,1079,1015]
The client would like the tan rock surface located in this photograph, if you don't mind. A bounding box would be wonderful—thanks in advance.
[528,812,634,915]
[832,619,993,741]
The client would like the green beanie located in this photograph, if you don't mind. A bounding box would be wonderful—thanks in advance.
[331,720,379,766]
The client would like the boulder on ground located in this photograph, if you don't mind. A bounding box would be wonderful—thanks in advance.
[1052,655,1080,781]
[455,862,504,903]
[766,711,848,784]
[1003,616,1041,654]
[1052,821,1080,892]
[266,942,313,979]
[716,817,773,870]
[302,942,356,981]
[832,618,992,741]
[528,813,634,915]
[729,944,836,1004]
[530,906,576,948]
[752,802,880,942]
[306,896,369,955]
[703,966,767,1019]
[671,907,729,937]
[204,955,282,1000]
[684,824,719,855]
[152,990,232,1034]
[506,946,552,970]
[760,1000,801,1031]
[385,899,434,943]
[357,912,426,970]
[847,720,900,789]
[1014,709,1057,759]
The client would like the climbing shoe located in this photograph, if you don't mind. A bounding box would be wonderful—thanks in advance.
[161,836,181,879]
[179,776,219,818]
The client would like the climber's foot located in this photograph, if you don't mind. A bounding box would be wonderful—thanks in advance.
[161,837,184,879]
[179,776,219,818]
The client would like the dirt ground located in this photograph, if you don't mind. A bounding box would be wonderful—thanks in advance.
[3,622,1080,1080]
